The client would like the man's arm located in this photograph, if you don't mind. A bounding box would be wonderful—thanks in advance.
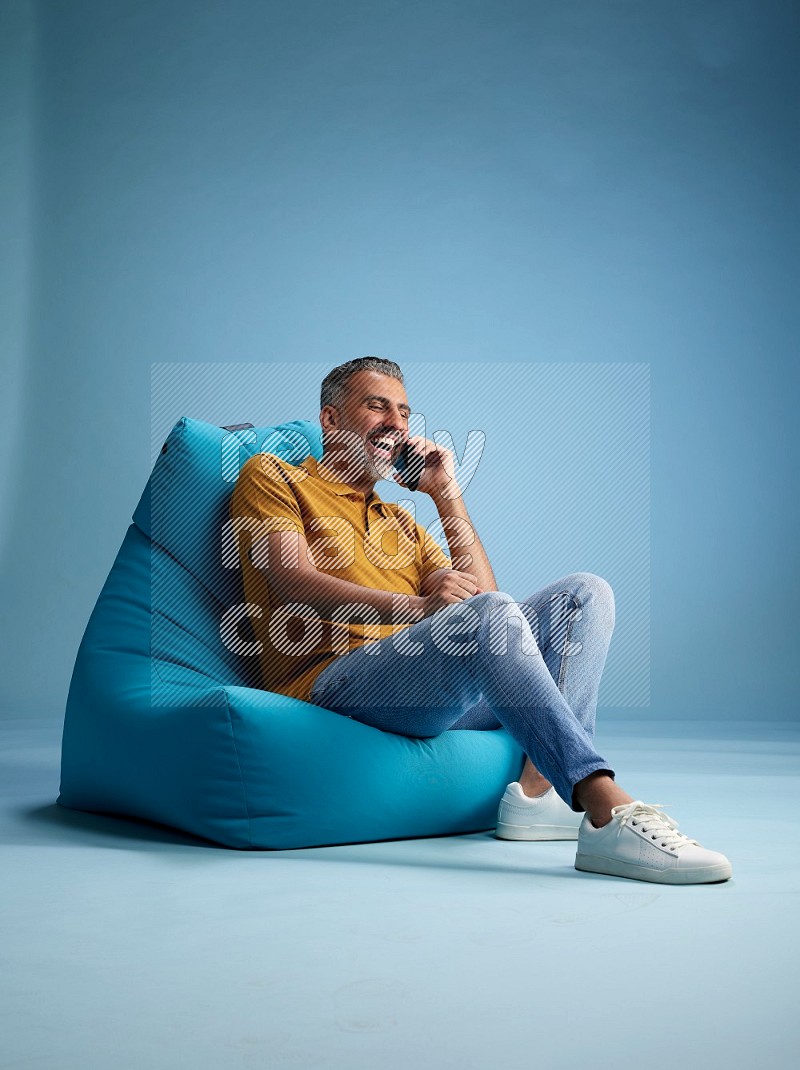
[257,529,427,623]
[404,433,498,594]
[427,490,498,594]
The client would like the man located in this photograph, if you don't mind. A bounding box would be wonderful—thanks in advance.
[230,356,732,885]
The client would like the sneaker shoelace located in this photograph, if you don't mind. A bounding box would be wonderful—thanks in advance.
[610,801,700,851]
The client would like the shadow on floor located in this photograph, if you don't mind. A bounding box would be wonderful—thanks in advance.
[19,802,224,851]
[14,801,597,882]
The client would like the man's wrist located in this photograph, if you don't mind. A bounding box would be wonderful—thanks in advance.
[391,592,427,623]
[429,482,463,507]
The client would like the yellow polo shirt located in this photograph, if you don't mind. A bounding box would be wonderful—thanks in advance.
[229,452,452,703]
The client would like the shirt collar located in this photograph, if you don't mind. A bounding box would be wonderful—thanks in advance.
[301,455,397,514]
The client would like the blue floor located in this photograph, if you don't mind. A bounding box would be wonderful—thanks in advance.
[2,716,798,1069]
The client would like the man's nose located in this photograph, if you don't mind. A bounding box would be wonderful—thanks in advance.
[382,411,407,435]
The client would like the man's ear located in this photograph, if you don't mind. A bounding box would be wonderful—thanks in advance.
[320,405,338,431]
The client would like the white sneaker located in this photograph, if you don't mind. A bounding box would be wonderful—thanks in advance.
[495,782,583,841]
[575,801,732,884]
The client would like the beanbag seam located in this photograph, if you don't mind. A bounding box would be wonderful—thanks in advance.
[221,687,253,848]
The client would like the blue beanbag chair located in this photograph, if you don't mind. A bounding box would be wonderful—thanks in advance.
[58,416,524,848]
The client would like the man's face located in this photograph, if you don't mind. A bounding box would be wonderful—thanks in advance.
[322,370,411,480]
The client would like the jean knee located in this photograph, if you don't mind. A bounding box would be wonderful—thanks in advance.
[564,572,615,629]
[466,591,540,658]
[467,590,516,610]
[466,591,525,630]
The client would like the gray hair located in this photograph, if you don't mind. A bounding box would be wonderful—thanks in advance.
[320,356,404,410]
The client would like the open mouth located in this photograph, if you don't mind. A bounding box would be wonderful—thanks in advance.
[369,434,400,463]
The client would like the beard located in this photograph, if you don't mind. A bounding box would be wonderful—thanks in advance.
[365,443,396,480]
[321,427,396,483]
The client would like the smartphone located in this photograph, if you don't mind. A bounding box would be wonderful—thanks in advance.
[395,441,425,491]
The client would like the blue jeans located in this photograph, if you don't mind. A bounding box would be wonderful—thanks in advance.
[308,572,617,811]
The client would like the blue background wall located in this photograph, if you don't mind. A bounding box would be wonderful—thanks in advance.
[2,0,797,722]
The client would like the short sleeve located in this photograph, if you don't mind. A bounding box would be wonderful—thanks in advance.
[229,453,304,534]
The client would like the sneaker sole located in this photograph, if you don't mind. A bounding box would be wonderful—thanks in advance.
[496,821,580,842]
[575,852,733,884]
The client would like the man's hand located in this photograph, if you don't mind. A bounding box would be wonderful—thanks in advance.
[419,568,482,618]
[394,436,460,500]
